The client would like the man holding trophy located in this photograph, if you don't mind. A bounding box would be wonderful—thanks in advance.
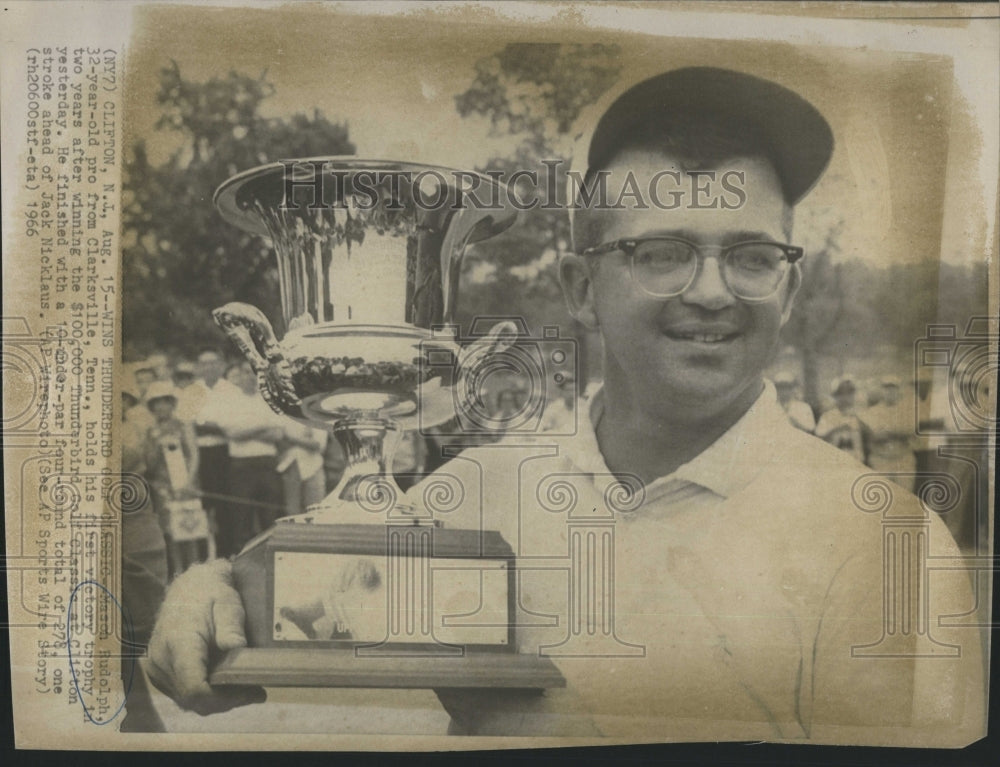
[145,67,984,744]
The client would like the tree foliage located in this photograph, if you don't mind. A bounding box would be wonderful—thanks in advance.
[453,44,622,339]
[455,43,623,156]
[780,214,849,408]
[122,63,355,359]
[780,210,988,408]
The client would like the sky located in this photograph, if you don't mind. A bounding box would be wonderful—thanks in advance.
[122,2,998,270]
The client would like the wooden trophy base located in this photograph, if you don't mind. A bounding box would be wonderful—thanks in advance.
[209,521,564,691]
[210,647,564,690]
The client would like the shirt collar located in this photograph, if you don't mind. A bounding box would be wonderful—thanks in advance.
[559,380,789,502]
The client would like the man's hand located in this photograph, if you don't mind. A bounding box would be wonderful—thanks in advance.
[146,558,266,715]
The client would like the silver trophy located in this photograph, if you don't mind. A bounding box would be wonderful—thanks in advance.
[209,158,562,690]
[214,158,519,520]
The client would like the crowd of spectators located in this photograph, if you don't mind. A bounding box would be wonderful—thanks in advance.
[122,350,331,581]
[774,369,988,552]
[775,372,931,487]
[121,349,581,584]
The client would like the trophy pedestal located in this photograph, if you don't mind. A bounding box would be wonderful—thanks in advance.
[209,521,564,691]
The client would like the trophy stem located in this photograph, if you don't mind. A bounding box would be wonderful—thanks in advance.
[293,414,419,524]
[330,414,404,503]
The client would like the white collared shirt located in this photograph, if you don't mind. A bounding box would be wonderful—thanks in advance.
[414,380,983,742]
[149,380,983,743]
[556,381,791,503]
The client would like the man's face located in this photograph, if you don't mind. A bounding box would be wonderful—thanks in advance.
[149,398,176,422]
[571,150,799,424]
[835,390,856,412]
[197,352,224,384]
[147,354,169,381]
[135,370,155,395]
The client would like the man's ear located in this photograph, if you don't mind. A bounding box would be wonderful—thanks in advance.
[778,263,802,326]
[559,254,599,330]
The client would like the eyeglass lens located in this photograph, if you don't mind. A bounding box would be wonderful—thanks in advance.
[631,240,789,299]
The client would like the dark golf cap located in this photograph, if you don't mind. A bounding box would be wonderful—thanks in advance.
[585,67,834,205]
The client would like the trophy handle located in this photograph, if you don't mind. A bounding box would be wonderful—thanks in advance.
[213,302,302,417]
[454,320,520,414]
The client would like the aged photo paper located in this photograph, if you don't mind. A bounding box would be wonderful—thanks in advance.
[3,0,997,752]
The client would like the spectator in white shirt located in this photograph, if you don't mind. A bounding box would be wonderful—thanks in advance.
[863,376,919,491]
[209,360,287,555]
[171,360,201,422]
[126,361,157,433]
[773,371,816,433]
[276,423,328,515]
[189,350,240,552]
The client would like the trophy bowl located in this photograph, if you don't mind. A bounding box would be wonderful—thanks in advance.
[213,158,519,518]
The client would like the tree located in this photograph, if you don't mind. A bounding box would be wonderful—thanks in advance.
[780,214,849,412]
[122,63,355,359]
[453,44,622,382]
[455,43,623,157]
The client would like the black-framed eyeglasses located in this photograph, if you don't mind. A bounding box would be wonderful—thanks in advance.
[581,236,804,302]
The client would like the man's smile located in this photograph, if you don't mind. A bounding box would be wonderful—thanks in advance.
[660,321,743,346]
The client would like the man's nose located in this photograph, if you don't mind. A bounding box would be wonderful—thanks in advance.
[680,255,736,310]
